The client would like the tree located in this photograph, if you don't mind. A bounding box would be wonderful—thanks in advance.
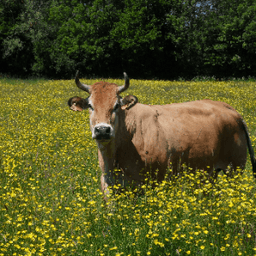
[202,0,256,77]
[0,0,29,76]
[1,0,256,78]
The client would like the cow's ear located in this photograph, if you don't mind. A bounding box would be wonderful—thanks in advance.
[67,96,89,111]
[121,95,138,110]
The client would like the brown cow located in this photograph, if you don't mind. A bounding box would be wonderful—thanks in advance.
[68,71,256,197]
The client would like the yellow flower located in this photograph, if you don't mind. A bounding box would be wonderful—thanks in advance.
[220,247,226,251]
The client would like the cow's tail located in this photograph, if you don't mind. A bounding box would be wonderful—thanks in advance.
[241,119,256,178]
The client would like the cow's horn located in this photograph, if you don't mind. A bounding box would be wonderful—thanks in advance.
[75,70,90,93]
[118,72,129,93]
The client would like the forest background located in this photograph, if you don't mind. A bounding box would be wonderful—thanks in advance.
[1,0,256,80]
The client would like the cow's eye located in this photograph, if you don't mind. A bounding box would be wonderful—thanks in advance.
[88,103,94,110]
[113,103,120,112]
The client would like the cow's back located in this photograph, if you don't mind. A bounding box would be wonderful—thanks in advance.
[124,99,247,176]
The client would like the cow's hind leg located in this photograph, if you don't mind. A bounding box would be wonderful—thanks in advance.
[222,164,244,179]
[219,128,247,178]
[210,168,222,182]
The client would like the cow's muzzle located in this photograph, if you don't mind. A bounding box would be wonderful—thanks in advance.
[93,124,112,141]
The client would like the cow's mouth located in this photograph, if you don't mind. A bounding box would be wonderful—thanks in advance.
[95,138,112,145]
[95,135,111,141]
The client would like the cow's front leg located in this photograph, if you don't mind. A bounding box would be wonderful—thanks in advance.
[98,148,116,200]
[100,170,115,200]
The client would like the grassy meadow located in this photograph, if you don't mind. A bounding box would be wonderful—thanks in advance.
[0,77,256,255]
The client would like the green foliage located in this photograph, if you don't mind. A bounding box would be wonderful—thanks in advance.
[1,0,256,78]
[0,0,28,75]
[201,0,256,77]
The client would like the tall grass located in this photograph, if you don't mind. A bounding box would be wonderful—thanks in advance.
[0,78,256,255]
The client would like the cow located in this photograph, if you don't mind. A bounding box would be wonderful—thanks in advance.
[68,71,256,198]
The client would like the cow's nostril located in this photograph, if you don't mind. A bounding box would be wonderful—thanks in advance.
[105,127,111,134]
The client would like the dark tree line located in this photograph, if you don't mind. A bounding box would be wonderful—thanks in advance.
[1,0,256,79]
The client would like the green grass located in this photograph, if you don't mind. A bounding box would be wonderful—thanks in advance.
[0,78,256,255]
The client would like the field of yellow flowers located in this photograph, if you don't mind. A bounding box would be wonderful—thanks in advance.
[0,77,256,255]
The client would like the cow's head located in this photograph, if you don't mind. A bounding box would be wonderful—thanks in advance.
[68,71,138,142]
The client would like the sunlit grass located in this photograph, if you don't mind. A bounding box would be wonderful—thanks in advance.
[0,78,256,255]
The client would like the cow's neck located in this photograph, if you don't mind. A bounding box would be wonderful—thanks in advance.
[97,139,117,185]
[96,110,135,183]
